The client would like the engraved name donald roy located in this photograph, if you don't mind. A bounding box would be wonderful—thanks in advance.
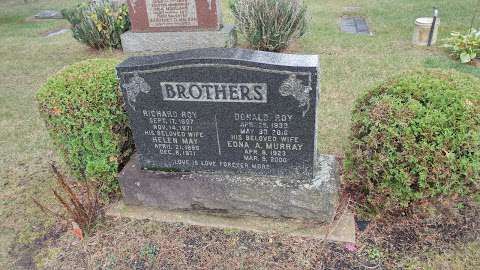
[160,82,268,103]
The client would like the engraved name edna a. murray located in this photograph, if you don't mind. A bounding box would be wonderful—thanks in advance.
[160,82,268,103]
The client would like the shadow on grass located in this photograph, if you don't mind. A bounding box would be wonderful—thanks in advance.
[424,55,480,78]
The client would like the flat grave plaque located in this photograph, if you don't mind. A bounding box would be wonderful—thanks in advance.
[341,16,370,35]
[117,48,320,180]
[34,10,63,19]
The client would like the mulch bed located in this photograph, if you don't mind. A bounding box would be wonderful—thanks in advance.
[12,193,477,270]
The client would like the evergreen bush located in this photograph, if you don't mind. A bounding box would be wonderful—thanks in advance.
[37,59,133,196]
[345,70,480,214]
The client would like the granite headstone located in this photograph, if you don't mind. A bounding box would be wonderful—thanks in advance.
[127,0,221,32]
[121,0,233,52]
[116,48,339,221]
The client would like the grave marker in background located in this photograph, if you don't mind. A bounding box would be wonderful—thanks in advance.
[34,10,63,19]
[341,16,371,35]
[128,0,221,32]
[121,0,235,53]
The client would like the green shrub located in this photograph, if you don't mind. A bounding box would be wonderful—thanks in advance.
[230,0,307,52]
[37,59,133,197]
[62,0,130,49]
[345,70,480,214]
[443,29,480,63]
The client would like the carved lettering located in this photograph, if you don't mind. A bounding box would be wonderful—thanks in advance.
[161,82,267,103]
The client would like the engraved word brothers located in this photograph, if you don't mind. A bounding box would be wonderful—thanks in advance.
[161,82,267,103]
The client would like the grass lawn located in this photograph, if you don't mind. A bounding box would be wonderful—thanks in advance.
[0,0,479,269]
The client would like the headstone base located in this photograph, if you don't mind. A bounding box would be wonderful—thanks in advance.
[119,154,340,222]
[120,25,236,53]
[106,201,356,243]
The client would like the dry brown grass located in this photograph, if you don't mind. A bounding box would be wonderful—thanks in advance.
[32,163,101,237]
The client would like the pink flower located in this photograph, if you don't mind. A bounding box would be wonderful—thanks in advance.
[345,242,357,252]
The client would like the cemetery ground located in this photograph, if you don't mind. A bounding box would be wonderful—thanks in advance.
[1,0,479,269]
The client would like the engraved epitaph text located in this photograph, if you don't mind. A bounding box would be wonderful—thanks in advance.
[146,0,198,27]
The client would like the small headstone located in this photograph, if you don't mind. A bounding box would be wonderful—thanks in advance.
[342,6,361,13]
[34,10,63,19]
[44,28,69,37]
[341,16,371,35]
[116,48,340,221]
[121,0,234,53]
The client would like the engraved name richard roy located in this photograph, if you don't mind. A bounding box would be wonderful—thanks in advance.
[160,82,268,103]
